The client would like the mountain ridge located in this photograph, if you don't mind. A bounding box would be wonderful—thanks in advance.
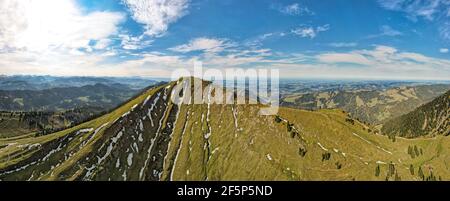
[0,78,449,181]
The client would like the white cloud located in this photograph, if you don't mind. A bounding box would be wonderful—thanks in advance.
[119,34,153,50]
[378,0,450,41]
[0,0,126,77]
[0,0,124,52]
[329,42,358,47]
[3,42,450,80]
[260,33,274,40]
[317,53,372,65]
[244,32,288,47]
[122,0,189,37]
[270,45,450,80]
[276,3,314,16]
[380,25,402,36]
[110,52,190,75]
[440,48,449,53]
[0,50,111,76]
[367,25,402,38]
[315,45,450,69]
[360,45,398,63]
[94,39,112,50]
[292,24,330,39]
[316,25,330,32]
[169,37,235,53]
[292,27,315,38]
[378,0,445,21]
[439,22,450,41]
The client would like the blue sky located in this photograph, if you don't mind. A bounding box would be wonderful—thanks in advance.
[1,0,450,80]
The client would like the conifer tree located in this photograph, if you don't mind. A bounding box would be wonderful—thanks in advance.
[418,166,424,180]
[414,145,419,156]
[375,165,380,177]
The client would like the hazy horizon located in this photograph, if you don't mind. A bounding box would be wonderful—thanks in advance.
[2,73,450,83]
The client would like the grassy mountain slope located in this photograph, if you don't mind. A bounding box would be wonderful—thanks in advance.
[382,90,450,138]
[0,79,448,181]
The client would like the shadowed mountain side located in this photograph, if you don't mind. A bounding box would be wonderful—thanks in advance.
[382,90,449,138]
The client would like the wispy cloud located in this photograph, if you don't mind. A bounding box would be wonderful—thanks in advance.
[317,53,372,65]
[378,0,450,41]
[273,3,314,16]
[380,25,403,36]
[378,0,445,21]
[316,45,450,68]
[168,37,235,53]
[124,44,450,80]
[93,39,113,50]
[300,45,450,80]
[367,25,402,38]
[328,42,358,48]
[292,24,330,39]
[244,32,287,47]
[3,40,450,80]
[119,34,153,50]
[440,48,449,53]
[122,0,189,37]
[439,22,450,41]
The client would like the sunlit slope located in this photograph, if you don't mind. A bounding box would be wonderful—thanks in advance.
[0,80,449,181]
[164,105,450,181]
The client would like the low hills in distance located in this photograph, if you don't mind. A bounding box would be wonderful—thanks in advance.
[281,82,449,125]
[0,83,139,112]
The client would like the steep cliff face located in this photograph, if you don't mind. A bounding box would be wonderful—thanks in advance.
[74,84,179,181]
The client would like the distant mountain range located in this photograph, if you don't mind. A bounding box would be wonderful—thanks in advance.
[281,84,450,125]
[0,75,161,91]
[0,76,164,137]
[382,90,449,138]
[0,83,139,111]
